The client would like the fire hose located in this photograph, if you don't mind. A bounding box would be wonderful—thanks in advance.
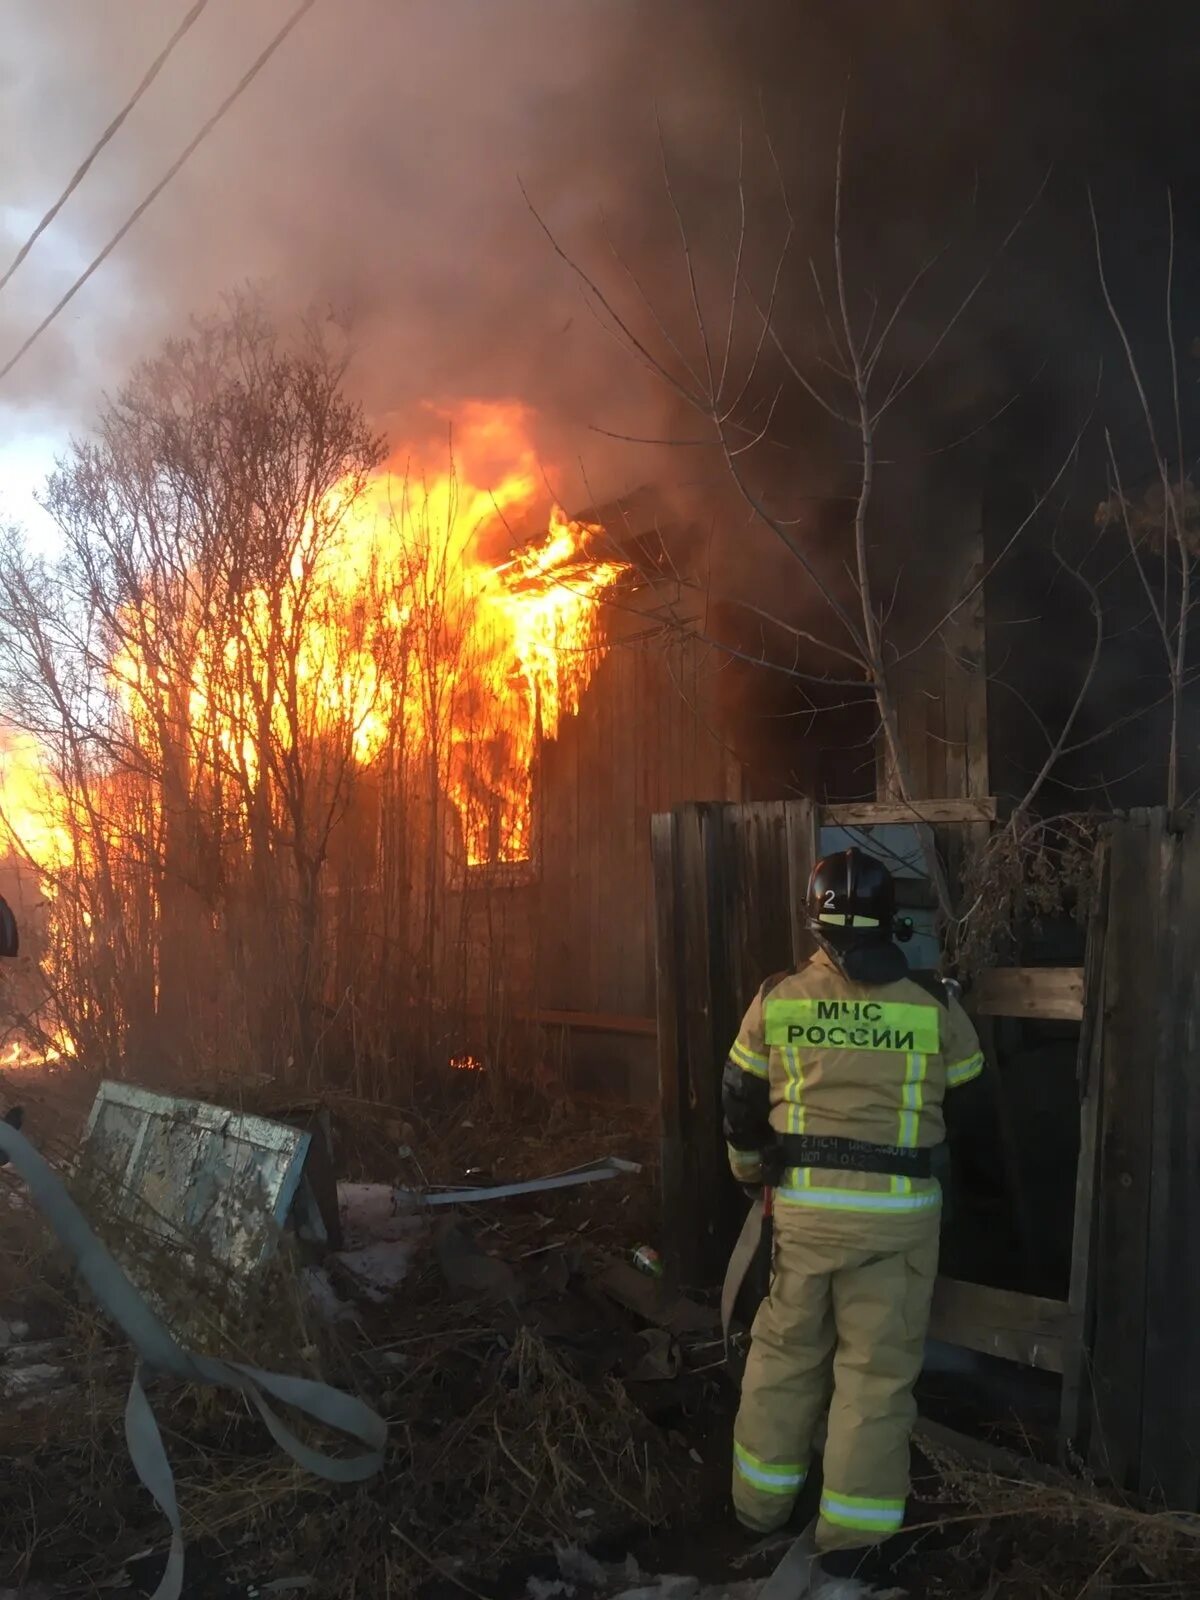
[0,1115,387,1600]
[720,1184,772,1369]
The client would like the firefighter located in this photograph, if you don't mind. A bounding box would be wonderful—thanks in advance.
[722,848,983,1597]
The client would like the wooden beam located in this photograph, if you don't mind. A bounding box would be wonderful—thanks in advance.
[595,1257,720,1335]
[1060,838,1110,1454]
[971,966,1084,1022]
[1139,813,1200,1505]
[522,1007,656,1037]
[928,1277,1072,1373]
[914,1418,1067,1489]
[1089,811,1163,1488]
[822,797,997,828]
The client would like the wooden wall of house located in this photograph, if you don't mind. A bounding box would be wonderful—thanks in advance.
[454,609,742,1099]
[877,489,988,804]
[534,620,740,1022]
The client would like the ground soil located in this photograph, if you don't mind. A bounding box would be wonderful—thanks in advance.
[1,1065,1198,1600]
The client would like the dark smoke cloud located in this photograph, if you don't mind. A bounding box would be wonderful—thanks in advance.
[4,3,1198,489]
[0,0,742,511]
[5,1,1200,806]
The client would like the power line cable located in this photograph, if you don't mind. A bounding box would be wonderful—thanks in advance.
[0,0,319,388]
[0,0,213,296]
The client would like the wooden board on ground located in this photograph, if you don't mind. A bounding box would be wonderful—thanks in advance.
[594,1258,720,1336]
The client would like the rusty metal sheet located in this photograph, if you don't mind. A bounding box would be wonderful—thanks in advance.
[78,1081,311,1280]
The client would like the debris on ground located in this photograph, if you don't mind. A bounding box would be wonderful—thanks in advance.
[0,1072,690,1598]
[541,1545,761,1600]
[3,1067,1200,1600]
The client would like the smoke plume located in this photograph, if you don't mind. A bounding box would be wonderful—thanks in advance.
[3,1,1199,800]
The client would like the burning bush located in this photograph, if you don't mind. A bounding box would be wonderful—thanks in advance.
[0,303,626,1092]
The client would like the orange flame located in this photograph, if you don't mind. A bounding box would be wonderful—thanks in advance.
[0,404,628,884]
[449,1053,484,1072]
[0,729,73,878]
[0,1032,75,1071]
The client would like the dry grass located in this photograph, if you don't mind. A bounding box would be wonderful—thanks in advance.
[0,1070,682,1598]
[10,1068,1200,1600]
[954,814,1099,980]
[911,1435,1200,1599]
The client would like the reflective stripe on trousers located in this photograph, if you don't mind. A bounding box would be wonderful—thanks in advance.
[731,1201,939,1553]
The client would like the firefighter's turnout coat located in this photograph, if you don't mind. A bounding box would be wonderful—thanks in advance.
[723,947,983,1553]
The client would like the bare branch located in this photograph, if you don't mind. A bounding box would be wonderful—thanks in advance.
[657,110,716,398]
[521,180,705,413]
[1009,527,1105,819]
[872,168,1052,423]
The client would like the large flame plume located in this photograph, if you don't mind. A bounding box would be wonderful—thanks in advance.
[0,402,628,1065]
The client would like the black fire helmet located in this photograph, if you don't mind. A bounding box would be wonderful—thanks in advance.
[807,847,895,947]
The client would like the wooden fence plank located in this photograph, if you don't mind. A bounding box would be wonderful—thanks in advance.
[929,1279,1071,1373]
[971,966,1084,1021]
[1088,810,1163,1487]
[678,805,723,1287]
[1140,816,1200,1505]
[654,801,803,1290]
[1060,835,1111,1455]
[657,805,742,1287]
[719,803,796,1020]
[652,812,688,1280]
[785,799,819,966]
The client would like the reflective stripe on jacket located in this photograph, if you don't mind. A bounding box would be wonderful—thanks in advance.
[724,949,983,1214]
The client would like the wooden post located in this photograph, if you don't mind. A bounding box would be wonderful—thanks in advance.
[1059,833,1111,1456]
[786,799,819,965]
[652,804,735,1286]
[1087,810,1164,1488]
[1060,810,1200,1507]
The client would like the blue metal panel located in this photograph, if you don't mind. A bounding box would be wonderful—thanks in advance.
[80,1082,311,1279]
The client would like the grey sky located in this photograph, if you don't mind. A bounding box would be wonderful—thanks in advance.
[0,1,736,541]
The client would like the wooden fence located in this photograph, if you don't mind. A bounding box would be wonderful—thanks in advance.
[651,799,817,1284]
[1070,809,1200,1505]
[653,801,1200,1505]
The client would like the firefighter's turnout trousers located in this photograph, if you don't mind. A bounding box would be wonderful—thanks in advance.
[732,1196,939,1552]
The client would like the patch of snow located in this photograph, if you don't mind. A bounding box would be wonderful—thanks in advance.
[1,1361,65,1398]
[333,1240,418,1303]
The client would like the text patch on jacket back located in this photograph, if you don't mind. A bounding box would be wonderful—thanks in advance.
[764,998,940,1054]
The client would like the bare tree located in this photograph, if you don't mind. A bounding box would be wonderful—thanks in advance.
[0,305,578,1095]
[0,299,389,1077]
[527,114,1100,936]
[1092,191,1200,814]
